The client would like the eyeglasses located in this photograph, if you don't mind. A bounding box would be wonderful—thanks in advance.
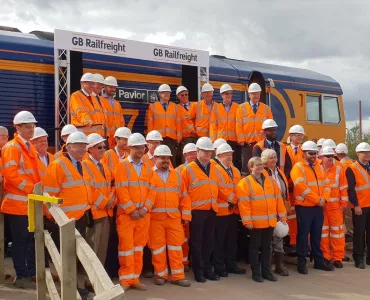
[180,94,189,97]
[96,145,107,150]
[307,151,318,156]
[324,155,334,158]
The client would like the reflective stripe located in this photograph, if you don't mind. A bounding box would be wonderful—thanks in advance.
[241,216,251,221]
[167,245,182,251]
[152,245,166,255]
[95,194,105,207]
[327,197,339,203]
[321,233,329,238]
[330,233,345,238]
[301,188,311,197]
[308,181,324,187]
[182,210,191,215]
[227,193,235,203]
[218,203,229,208]
[118,249,134,257]
[3,160,17,168]
[154,187,180,193]
[355,184,370,192]
[239,196,250,202]
[290,206,295,211]
[189,179,217,189]
[279,213,287,218]
[44,186,61,193]
[183,257,188,262]
[152,208,179,213]
[171,268,184,275]
[250,214,277,220]
[330,225,344,230]
[61,203,88,213]
[191,199,211,207]
[184,238,188,243]
[134,246,144,252]
[145,199,154,208]
[17,179,28,191]
[116,181,129,188]
[155,268,168,277]
[341,196,349,201]
[287,214,296,219]
[340,185,348,191]
[117,201,134,210]
[119,274,134,280]
[322,226,330,230]
[294,178,305,185]
[61,180,86,188]
[4,193,28,202]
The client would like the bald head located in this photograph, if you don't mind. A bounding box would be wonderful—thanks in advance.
[0,126,9,148]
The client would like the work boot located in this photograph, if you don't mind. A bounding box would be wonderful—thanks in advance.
[297,265,308,274]
[227,266,247,274]
[333,260,343,268]
[13,277,37,289]
[252,273,264,283]
[274,252,289,276]
[355,261,365,269]
[131,282,147,291]
[262,272,278,282]
[184,265,190,272]
[154,277,166,285]
[214,269,228,277]
[142,269,154,278]
[171,279,191,287]
[194,270,206,283]
[205,272,220,281]
[342,256,350,262]
[314,260,334,271]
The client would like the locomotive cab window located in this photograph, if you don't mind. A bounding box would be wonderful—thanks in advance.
[306,95,321,122]
[306,94,340,124]
[323,95,340,124]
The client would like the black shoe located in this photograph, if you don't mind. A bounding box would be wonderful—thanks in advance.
[77,287,90,297]
[333,260,343,268]
[205,272,220,281]
[215,269,228,277]
[227,266,247,274]
[355,261,365,269]
[262,273,277,282]
[297,265,308,274]
[366,257,370,266]
[314,260,334,271]
[252,274,264,282]
[194,274,206,283]
[342,256,350,262]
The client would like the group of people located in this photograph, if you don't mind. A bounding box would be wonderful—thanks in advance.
[1,73,370,298]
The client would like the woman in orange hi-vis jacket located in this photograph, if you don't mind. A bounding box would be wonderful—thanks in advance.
[145,145,191,287]
[320,147,348,268]
[115,133,152,291]
[236,157,287,283]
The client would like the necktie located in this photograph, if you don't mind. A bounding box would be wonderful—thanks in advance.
[25,142,30,150]
[309,163,318,182]
[96,95,101,106]
[184,104,188,111]
[227,168,234,179]
[76,161,83,176]
[163,103,168,111]
[97,162,106,178]
[294,146,298,154]
[252,104,257,114]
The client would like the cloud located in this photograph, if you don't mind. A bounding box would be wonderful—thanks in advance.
[1,0,370,128]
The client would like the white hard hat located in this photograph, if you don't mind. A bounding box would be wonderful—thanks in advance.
[220,84,233,94]
[154,144,173,157]
[322,138,336,149]
[286,136,291,144]
[262,119,278,129]
[289,124,305,135]
[213,138,227,150]
[321,146,335,156]
[80,73,95,82]
[66,131,88,144]
[201,83,214,93]
[87,133,106,149]
[248,83,262,93]
[274,221,289,238]
[183,143,197,154]
[317,138,326,147]
[114,127,132,138]
[104,76,118,87]
[13,111,37,125]
[61,124,78,137]
[356,142,370,152]
[216,143,234,156]
[318,148,323,157]
[158,84,171,93]
[94,73,105,84]
[176,86,188,95]
[31,127,48,140]
[128,133,147,146]
[146,130,163,141]
[335,143,348,154]
[196,137,214,151]
[301,141,318,151]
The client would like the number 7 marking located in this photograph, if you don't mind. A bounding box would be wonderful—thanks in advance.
[123,109,139,130]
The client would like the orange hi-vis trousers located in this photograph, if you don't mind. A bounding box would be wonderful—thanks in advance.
[149,217,185,281]
[321,208,345,261]
[287,205,297,245]
[182,223,190,266]
[117,213,150,287]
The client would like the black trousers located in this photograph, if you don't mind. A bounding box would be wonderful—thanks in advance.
[352,207,370,262]
[4,214,11,257]
[241,142,256,174]
[143,246,154,272]
[228,141,242,171]
[190,210,216,276]
[105,209,119,278]
[249,227,274,275]
[296,206,324,266]
[214,214,239,271]
[163,137,178,167]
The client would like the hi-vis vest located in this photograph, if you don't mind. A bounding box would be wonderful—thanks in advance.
[99,95,125,139]
[101,148,128,176]
[1,136,40,215]
[349,161,370,208]
[253,140,287,171]
[236,102,273,143]
[145,169,191,221]
[188,100,214,137]
[43,155,90,220]
[210,102,239,142]
[178,102,197,139]
[37,152,54,180]
[115,158,152,216]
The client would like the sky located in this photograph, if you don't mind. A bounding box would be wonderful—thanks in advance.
[1,0,370,131]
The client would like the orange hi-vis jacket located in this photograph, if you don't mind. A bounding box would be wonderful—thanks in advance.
[188,100,214,137]
[236,173,287,228]
[43,155,91,220]
[1,136,41,215]
[321,161,348,211]
[286,144,304,166]
[210,102,239,142]
[215,163,241,216]
[348,161,370,208]
[176,163,187,174]
[101,148,128,175]
[181,160,218,212]
[82,158,115,219]
[70,90,105,135]
[236,102,273,144]
[55,144,67,159]
[291,160,331,207]
[91,95,107,136]
[115,157,152,216]
[99,95,125,139]
[37,152,54,180]
[178,102,197,139]
[145,168,192,221]
[340,157,354,170]
[142,152,174,169]
[147,101,181,142]
[253,140,288,172]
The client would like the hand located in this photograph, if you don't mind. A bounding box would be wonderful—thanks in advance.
[354,206,362,216]
[130,210,140,220]
[138,208,148,218]
[228,203,234,211]
[246,223,253,230]
[239,142,245,146]
[106,198,114,209]
[317,198,325,207]
[281,220,287,225]
[182,220,189,225]
[340,206,345,211]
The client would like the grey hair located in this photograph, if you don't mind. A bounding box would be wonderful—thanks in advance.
[261,149,277,165]
[0,126,8,133]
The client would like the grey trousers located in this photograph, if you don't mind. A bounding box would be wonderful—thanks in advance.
[86,217,111,265]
